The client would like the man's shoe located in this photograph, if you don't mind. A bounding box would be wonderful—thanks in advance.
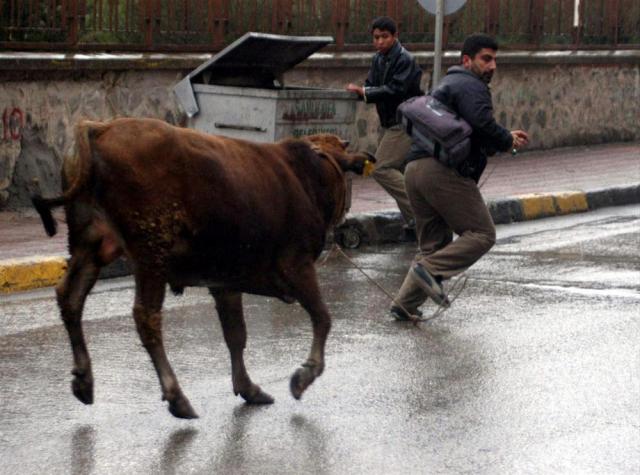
[390,305,423,321]
[410,264,450,308]
[403,219,416,238]
[403,225,416,240]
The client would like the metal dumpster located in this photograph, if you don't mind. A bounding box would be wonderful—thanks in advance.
[173,32,358,226]
[173,32,357,143]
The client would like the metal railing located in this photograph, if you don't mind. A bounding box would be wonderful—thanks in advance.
[1,0,638,52]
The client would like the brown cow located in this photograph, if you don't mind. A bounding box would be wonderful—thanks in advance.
[32,117,374,419]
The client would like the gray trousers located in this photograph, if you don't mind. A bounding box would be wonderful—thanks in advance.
[394,157,496,312]
[371,126,414,225]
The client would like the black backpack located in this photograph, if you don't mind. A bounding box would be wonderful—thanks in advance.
[397,94,472,168]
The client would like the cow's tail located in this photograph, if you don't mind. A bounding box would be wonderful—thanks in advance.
[31,120,101,237]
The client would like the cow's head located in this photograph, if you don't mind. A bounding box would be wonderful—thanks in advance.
[305,134,376,176]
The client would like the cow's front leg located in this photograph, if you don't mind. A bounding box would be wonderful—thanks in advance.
[133,270,197,419]
[210,290,274,404]
[286,263,331,400]
[57,249,101,406]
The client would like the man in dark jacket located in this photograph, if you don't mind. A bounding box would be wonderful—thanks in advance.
[391,33,529,320]
[346,16,422,229]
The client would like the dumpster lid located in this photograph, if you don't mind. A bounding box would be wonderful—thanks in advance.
[174,32,334,117]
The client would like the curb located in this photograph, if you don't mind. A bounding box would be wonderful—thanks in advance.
[0,252,131,295]
[2,184,639,294]
[0,255,67,294]
[334,183,640,248]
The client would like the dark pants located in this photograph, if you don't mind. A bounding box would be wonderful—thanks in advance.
[394,157,496,312]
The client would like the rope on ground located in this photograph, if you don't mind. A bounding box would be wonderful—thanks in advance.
[322,243,468,325]
[329,153,483,323]
[419,274,468,323]
[477,161,498,190]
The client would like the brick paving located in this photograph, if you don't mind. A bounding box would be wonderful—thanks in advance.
[0,209,67,260]
[349,141,640,214]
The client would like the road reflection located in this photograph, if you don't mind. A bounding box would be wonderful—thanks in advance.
[290,414,329,474]
[70,425,95,475]
[159,427,199,474]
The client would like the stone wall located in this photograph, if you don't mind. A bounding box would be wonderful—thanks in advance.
[0,67,187,208]
[1,50,638,208]
[288,50,640,153]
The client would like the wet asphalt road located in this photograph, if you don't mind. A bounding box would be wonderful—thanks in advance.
[1,205,639,474]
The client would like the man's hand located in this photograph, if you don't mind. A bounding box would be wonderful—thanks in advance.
[511,130,529,149]
[346,83,365,97]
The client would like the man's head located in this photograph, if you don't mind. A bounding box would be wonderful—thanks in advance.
[370,16,398,55]
[461,33,499,83]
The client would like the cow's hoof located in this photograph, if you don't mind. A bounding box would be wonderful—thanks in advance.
[71,372,94,405]
[168,397,199,419]
[241,386,274,405]
[289,366,315,400]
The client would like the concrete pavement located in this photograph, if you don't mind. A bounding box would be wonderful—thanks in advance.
[2,207,638,474]
[1,141,638,293]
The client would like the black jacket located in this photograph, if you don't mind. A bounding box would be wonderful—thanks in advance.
[408,65,513,182]
[364,41,422,128]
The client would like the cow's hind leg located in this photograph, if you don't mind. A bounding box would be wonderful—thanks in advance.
[210,290,274,404]
[286,263,331,400]
[57,248,100,405]
[133,270,197,419]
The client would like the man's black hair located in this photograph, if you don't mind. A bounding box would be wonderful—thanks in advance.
[370,16,397,35]
[461,33,499,59]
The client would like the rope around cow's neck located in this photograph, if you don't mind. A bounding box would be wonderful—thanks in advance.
[477,160,499,190]
[320,243,468,325]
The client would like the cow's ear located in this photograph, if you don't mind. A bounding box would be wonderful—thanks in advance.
[340,151,377,175]
[309,143,330,160]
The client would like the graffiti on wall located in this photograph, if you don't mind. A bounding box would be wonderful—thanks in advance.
[2,107,24,141]
[281,100,337,122]
[291,126,341,138]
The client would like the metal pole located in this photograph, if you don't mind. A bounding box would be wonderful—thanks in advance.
[432,0,444,88]
[572,0,582,48]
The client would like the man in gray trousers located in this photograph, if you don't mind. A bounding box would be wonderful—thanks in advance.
[347,16,423,231]
[391,33,529,320]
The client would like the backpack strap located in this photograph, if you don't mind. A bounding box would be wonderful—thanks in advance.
[434,141,441,160]
[405,117,413,136]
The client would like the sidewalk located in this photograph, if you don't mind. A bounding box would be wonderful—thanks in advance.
[339,141,640,246]
[1,141,639,293]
